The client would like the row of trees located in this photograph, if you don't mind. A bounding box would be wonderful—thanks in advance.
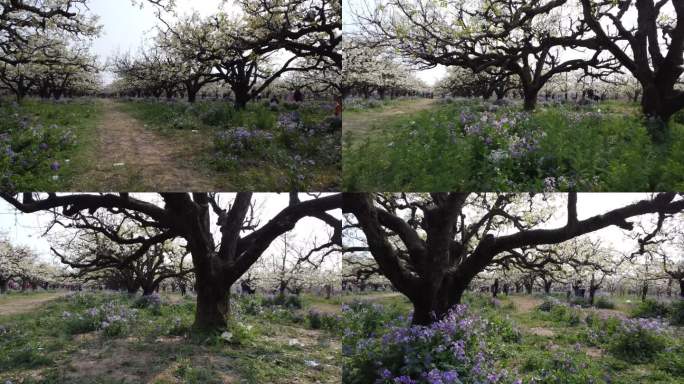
[342,38,428,99]
[111,0,341,108]
[357,0,684,142]
[0,234,66,293]
[343,193,684,325]
[1,192,342,331]
[0,0,102,101]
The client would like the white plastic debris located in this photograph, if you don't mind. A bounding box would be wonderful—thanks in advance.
[288,338,303,347]
[304,360,320,368]
[220,331,233,342]
[113,163,125,167]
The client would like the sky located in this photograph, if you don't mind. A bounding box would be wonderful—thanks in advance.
[85,0,230,84]
[0,193,341,272]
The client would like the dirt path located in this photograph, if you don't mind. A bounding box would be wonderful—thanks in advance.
[0,292,65,317]
[72,99,219,191]
[343,98,438,146]
[508,295,543,313]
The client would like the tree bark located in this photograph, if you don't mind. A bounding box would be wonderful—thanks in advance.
[410,281,465,326]
[523,88,539,111]
[589,287,597,305]
[194,275,230,331]
[142,285,157,296]
[679,279,684,298]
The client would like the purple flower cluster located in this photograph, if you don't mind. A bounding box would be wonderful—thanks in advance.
[350,304,519,384]
[620,317,667,334]
[215,127,273,155]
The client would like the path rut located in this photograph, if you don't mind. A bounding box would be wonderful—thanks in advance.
[343,98,438,146]
[73,99,218,191]
[0,293,65,317]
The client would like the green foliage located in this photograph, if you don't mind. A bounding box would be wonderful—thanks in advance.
[608,326,667,363]
[631,299,671,319]
[669,299,684,325]
[656,347,684,376]
[343,99,684,191]
[0,98,100,190]
[261,293,303,309]
[534,299,581,326]
[174,357,223,383]
[121,99,341,190]
[594,296,616,309]
[307,310,340,332]
[569,297,591,308]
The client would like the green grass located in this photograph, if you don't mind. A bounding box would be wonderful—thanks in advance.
[0,291,341,384]
[343,98,684,191]
[119,99,341,190]
[342,292,684,384]
[0,98,102,191]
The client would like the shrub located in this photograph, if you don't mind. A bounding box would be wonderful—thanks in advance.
[569,297,590,308]
[537,296,560,312]
[218,321,256,346]
[669,299,684,325]
[62,312,97,335]
[631,299,671,319]
[608,318,668,362]
[343,304,520,384]
[343,99,675,191]
[307,309,339,331]
[133,293,162,313]
[261,293,303,309]
[199,104,234,126]
[594,296,615,309]
[308,309,323,329]
[656,347,684,376]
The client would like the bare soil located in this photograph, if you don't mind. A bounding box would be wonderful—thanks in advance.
[72,99,221,191]
[508,295,543,312]
[0,292,65,317]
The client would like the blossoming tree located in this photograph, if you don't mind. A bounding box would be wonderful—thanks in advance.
[1,192,342,331]
[344,192,684,325]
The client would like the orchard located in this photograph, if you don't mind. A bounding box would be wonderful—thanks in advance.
[0,0,342,191]
[342,0,684,191]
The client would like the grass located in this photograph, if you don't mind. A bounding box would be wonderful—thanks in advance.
[119,99,341,190]
[343,98,684,191]
[0,97,102,191]
[0,291,342,384]
[342,292,684,384]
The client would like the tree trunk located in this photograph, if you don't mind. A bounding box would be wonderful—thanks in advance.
[543,281,552,294]
[523,88,539,111]
[641,84,674,143]
[142,285,156,296]
[0,279,8,294]
[525,283,533,295]
[641,283,648,301]
[410,283,465,326]
[188,89,198,103]
[492,278,499,298]
[679,279,684,298]
[232,86,250,109]
[194,277,230,331]
[589,287,597,305]
[126,285,138,294]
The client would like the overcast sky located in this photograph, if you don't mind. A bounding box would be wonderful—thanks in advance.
[86,0,229,84]
[0,193,341,271]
